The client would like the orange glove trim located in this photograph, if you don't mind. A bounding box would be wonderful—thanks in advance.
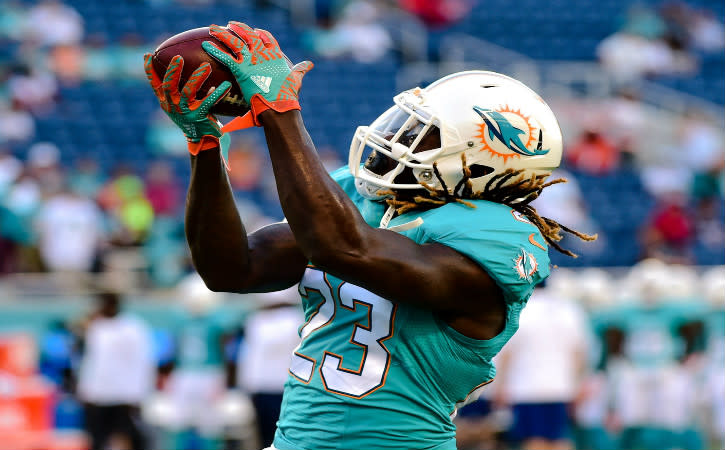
[187,135,220,156]
[221,112,256,133]
[248,94,301,126]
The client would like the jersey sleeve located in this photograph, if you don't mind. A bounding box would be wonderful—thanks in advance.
[329,165,386,227]
[396,201,550,304]
[329,165,356,193]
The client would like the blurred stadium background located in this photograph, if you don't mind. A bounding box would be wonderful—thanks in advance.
[0,0,723,449]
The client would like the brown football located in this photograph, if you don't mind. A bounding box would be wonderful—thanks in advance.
[151,27,249,117]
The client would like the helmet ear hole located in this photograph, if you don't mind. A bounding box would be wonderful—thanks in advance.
[468,164,494,179]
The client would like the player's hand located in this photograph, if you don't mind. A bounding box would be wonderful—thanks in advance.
[143,53,232,157]
[202,21,313,127]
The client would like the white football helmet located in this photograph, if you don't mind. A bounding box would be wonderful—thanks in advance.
[349,71,563,200]
[178,272,222,316]
[625,258,669,304]
[576,267,614,310]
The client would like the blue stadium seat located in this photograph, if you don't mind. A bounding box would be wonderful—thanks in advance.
[14,0,720,269]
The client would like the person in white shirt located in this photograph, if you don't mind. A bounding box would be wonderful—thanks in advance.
[237,287,303,447]
[77,292,155,450]
[164,273,230,442]
[34,186,105,272]
[495,285,592,450]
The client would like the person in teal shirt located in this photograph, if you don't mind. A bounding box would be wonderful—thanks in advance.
[606,267,710,450]
[143,21,596,449]
[165,274,234,449]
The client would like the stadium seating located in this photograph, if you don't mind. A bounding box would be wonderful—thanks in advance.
[13,0,723,268]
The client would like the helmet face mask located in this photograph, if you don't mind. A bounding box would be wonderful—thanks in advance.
[349,71,563,201]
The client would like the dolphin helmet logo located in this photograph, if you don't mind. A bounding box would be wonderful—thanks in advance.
[474,105,550,162]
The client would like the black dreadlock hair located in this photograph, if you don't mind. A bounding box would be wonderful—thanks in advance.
[380,154,597,257]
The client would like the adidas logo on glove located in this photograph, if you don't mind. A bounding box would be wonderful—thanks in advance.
[251,75,272,93]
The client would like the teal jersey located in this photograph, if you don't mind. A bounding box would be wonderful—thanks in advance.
[588,306,618,369]
[274,166,550,450]
[605,300,706,368]
[175,312,229,369]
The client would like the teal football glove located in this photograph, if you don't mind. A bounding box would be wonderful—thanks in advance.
[143,53,232,158]
[202,21,313,127]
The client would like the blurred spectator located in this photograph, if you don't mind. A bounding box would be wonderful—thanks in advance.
[77,291,154,450]
[98,169,155,245]
[678,112,725,256]
[0,100,35,145]
[601,89,648,149]
[552,268,619,450]
[677,111,723,178]
[68,157,105,199]
[0,150,24,272]
[2,170,42,271]
[595,1,725,85]
[620,4,668,40]
[38,320,76,387]
[39,32,147,83]
[640,164,692,200]
[25,0,84,47]
[145,161,181,217]
[605,262,707,450]
[565,129,620,176]
[0,148,22,196]
[164,273,232,447]
[692,194,725,257]
[3,169,41,220]
[27,141,64,196]
[49,43,85,84]
[659,2,692,51]
[34,183,106,272]
[237,287,302,447]
[7,64,58,115]
[688,10,725,53]
[675,113,725,243]
[702,267,725,449]
[143,217,188,287]
[597,30,696,82]
[598,31,670,82]
[494,287,591,450]
[398,0,474,28]
[302,0,393,63]
[704,363,725,449]
[641,194,695,263]
[574,338,622,450]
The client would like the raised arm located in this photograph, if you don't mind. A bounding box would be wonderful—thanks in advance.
[142,51,306,294]
[261,112,501,311]
[185,148,306,293]
[201,22,505,339]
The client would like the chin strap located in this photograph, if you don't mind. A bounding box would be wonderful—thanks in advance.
[379,205,396,229]
[379,204,424,232]
[388,217,424,232]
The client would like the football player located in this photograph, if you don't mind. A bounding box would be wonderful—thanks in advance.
[143,21,595,450]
